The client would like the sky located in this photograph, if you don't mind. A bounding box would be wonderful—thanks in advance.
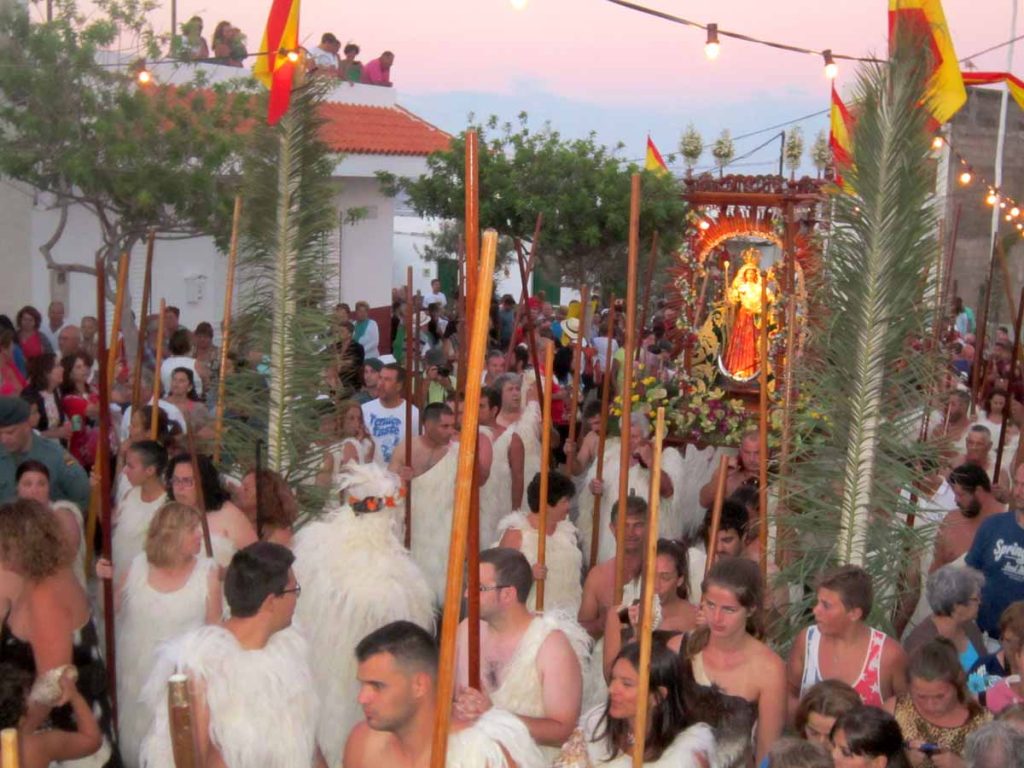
[162,0,1018,173]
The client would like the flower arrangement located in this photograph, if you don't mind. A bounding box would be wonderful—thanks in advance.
[784,127,804,178]
[668,375,755,446]
[711,130,735,175]
[679,124,704,174]
[811,130,831,177]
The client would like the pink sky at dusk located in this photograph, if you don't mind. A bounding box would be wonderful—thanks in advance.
[169,0,1016,108]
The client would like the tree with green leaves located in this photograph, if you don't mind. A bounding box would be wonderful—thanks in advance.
[381,114,688,290]
[0,0,257,286]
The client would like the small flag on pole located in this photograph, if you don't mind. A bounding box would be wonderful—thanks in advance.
[645,136,670,176]
[253,0,301,125]
[888,0,967,126]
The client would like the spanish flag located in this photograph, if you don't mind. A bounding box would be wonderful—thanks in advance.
[645,136,670,176]
[829,85,855,190]
[253,0,301,125]
[963,71,1024,113]
[888,0,966,126]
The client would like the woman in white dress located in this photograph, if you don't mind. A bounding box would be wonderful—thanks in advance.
[556,640,716,767]
[165,453,257,568]
[318,399,375,487]
[14,459,85,589]
[96,501,221,767]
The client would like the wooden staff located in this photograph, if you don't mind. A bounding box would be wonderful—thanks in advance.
[183,422,214,558]
[514,239,545,400]
[503,237,540,364]
[567,285,590,462]
[775,294,798,570]
[94,256,118,728]
[106,252,130,394]
[705,454,730,575]
[1,728,18,768]
[995,284,1024,483]
[404,266,415,549]
[632,407,665,768]
[614,174,642,604]
[758,277,770,580]
[254,440,265,540]
[131,229,155,412]
[535,342,555,611]
[150,299,167,439]
[971,244,999,412]
[465,130,480,332]
[167,674,200,768]
[590,296,617,568]
[212,196,242,465]
[430,230,496,768]
[636,231,660,362]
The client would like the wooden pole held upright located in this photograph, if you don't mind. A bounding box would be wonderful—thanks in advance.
[429,230,497,768]
[106,252,131,394]
[404,266,415,549]
[995,284,1024,482]
[632,407,665,768]
[213,195,242,466]
[705,454,730,576]
[184,424,214,559]
[536,342,555,611]
[131,230,155,413]
[590,296,616,569]
[636,231,660,361]
[567,285,589,461]
[95,257,118,729]
[758,277,770,580]
[150,299,167,439]
[1,728,19,768]
[167,674,200,768]
[614,174,642,604]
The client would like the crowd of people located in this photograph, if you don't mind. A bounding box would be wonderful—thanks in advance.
[308,33,395,87]
[0,287,1023,768]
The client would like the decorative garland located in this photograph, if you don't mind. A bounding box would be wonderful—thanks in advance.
[348,487,406,514]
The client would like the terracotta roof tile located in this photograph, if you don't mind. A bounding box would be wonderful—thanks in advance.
[318,102,452,156]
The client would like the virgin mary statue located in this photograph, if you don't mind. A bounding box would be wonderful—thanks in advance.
[721,250,772,381]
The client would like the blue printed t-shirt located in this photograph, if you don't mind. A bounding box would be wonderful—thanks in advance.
[966,511,1024,639]
[361,398,420,465]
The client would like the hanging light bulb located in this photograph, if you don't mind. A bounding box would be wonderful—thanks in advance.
[137,68,152,84]
[987,191,999,206]
[1012,206,1021,218]
[932,136,944,150]
[822,50,838,80]
[705,24,720,60]
[286,49,300,63]
[1001,201,1008,210]
[510,0,528,10]
[1007,213,1014,222]
[959,170,972,186]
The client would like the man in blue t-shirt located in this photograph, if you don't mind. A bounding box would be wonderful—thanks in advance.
[966,462,1024,638]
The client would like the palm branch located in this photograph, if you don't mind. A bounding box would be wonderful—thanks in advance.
[776,35,946,639]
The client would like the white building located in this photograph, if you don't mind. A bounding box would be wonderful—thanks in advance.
[0,62,451,349]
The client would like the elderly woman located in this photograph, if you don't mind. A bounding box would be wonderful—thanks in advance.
[886,638,991,767]
[904,565,987,672]
[0,499,119,766]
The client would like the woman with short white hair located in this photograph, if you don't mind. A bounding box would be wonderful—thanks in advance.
[904,564,987,672]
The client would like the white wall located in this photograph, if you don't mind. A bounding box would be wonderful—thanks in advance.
[0,180,34,317]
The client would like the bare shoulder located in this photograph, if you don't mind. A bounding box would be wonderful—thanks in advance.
[539,626,579,666]
[881,633,906,662]
[343,722,391,768]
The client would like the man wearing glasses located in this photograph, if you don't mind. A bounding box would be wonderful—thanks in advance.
[140,542,327,767]
[453,548,588,762]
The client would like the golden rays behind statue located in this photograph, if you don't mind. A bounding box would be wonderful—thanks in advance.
[719,249,775,382]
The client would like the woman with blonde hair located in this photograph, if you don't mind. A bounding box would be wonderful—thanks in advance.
[97,501,221,767]
[319,399,375,486]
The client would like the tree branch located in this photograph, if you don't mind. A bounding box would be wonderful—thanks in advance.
[38,202,98,276]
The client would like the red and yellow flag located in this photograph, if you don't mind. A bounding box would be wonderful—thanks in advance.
[962,71,1024,112]
[253,0,301,125]
[645,136,669,176]
[829,85,855,189]
[888,0,966,126]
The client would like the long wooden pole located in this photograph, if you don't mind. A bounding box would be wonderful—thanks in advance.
[1,727,19,768]
[94,257,118,729]
[614,174,642,604]
[971,243,999,412]
[503,240,540,365]
[131,230,155,413]
[632,407,665,768]
[776,294,798,570]
[212,195,242,465]
[514,240,545,400]
[150,299,167,439]
[430,230,496,768]
[106,252,131,394]
[567,284,590,458]
[183,423,214,558]
[758,277,770,580]
[465,130,479,335]
[167,674,200,768]
[590,296,616,568]
[705,454,730,575]
[535,342,555,611]
[404,266,414,549]
[994,284,1024,482]
[636,231,660,361]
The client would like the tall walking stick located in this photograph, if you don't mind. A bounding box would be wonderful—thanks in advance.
[994,285,1024,483]
[758,278,770,580]
[95,257,118,728]
[183,422,214,558]
[150,299,167,439]
[106,252,131,394]
[614,174,641,604]
[705,454,730,576]
[213,195,242,465]
[567,285,590,468]
[430,231,497,768]
[536,342,555,611]
[636,231,660,361]
[167,675,200,768]
[632,407,665,768]
[404,266,414,549]
[590,296,617,568]
[1,727,19,768]
[131,230,155,412]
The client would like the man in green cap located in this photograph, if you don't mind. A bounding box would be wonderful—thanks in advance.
[0,396,91,510]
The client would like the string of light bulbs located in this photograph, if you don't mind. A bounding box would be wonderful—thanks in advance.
[938,133,1024,237]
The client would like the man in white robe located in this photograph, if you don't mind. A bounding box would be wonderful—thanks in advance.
[293,463,435,767]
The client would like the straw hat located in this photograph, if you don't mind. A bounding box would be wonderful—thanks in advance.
[563,317,582,342]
